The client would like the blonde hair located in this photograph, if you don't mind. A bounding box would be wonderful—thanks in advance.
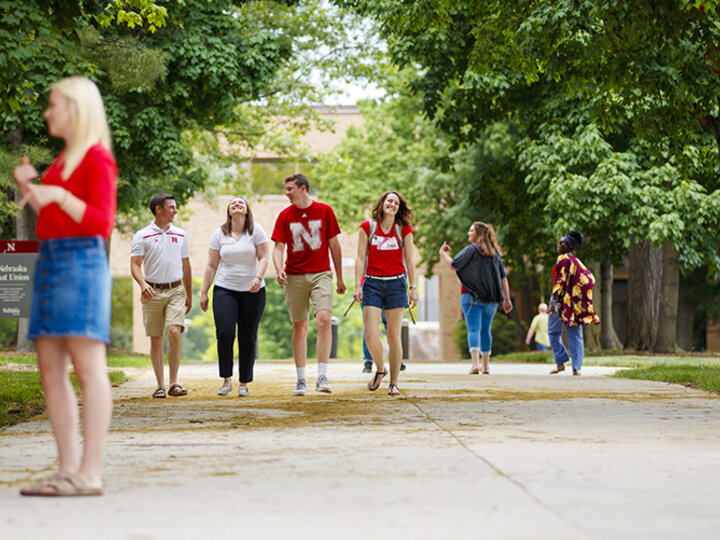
[51,76,112,180]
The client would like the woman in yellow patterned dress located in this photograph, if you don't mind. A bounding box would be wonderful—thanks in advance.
[547,231,600,375]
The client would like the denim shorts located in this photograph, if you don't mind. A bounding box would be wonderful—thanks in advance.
[28,237,112,344]
[362,274,408,310]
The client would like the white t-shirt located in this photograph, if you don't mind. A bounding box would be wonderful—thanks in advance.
[130,222,190,283]
[209,224,268,292]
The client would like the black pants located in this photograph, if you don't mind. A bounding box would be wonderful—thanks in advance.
[212,285,266,383]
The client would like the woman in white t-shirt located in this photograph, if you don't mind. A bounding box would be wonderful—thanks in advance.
[200,196,269,397]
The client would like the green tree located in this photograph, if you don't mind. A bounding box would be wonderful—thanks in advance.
[2,0,385,233]
[335,0,720,352]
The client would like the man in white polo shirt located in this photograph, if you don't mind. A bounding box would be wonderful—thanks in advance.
[130,193,192,398]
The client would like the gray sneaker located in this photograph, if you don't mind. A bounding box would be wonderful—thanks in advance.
[237,384,249,397]
[293,378,307,396]
[315,375,332,393]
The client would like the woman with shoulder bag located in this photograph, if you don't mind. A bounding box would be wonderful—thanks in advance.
[439,222,513,375]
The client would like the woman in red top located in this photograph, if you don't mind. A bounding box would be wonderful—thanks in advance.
[14,76,117,496]
[354,191,418,396]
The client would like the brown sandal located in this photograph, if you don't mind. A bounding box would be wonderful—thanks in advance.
[367,370,388,391]
[21,474,103,497]
[168,383,188,397]
[152,387,166,398]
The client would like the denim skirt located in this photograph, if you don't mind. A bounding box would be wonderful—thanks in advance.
[28,237,112,344]
[362,274,408,310]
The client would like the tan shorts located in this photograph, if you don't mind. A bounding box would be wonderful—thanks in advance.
[141,285,186,337]
[285,271,333,322]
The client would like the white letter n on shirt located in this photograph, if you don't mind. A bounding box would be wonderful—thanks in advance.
[289,220,322,252]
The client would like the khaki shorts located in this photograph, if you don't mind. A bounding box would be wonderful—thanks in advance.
[141,285,186,337]
[285,271,333,322]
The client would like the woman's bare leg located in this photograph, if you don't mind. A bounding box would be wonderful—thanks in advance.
[36,337,79,478]
[385,308,405,385]
[68,337,112,489]
[364,306,385,373]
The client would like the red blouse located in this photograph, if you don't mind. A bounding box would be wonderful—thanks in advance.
[36,144,117,240]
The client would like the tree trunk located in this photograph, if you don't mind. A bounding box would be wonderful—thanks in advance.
[599,260,623,350]
[654,242,679,353]
[625,237,661,351]
[676,273,696,352]
[15,193,37,353]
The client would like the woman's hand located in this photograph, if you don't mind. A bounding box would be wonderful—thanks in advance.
[353,286,362,304]
[439,241,451,255]
[409,288,418,309]
[199,292,209,312]
[249,277,262,293]
[13,156,39,191]
[503,298,513,314]
[18,183,65,210]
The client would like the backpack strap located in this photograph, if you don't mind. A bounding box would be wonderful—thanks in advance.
[367,219,378,247]
[364,220,377,276]
[395,223,406,272]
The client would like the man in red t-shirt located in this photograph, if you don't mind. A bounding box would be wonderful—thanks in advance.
[272,174,346,396]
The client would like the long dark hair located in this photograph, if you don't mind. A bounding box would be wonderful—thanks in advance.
[220,196,254,236]
[371,190,414,227]
[472,222,502,257]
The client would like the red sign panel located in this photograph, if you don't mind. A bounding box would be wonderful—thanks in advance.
[0,241,39,254]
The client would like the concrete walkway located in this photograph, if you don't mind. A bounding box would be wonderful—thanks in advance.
[2,361,720,539]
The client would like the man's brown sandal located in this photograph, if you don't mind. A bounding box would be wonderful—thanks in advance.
[168,383,188,397]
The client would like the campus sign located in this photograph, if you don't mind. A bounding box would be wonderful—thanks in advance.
[0,241,38,318]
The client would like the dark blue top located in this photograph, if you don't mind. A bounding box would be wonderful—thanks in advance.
[451,244,506,304]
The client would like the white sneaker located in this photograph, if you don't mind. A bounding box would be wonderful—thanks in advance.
[293,379,307,396]
[315,375,332,393]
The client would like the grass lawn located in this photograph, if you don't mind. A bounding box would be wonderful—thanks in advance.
[614,364,720,393]
[496,350,720,394]
[0,351,143,429]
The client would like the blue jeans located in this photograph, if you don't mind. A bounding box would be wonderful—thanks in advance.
[460,293,498,354]
[536,343,549,351]
[547,311,584,371]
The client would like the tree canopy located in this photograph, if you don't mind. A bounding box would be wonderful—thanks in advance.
[1,0,381,236]
[326,0,720,350]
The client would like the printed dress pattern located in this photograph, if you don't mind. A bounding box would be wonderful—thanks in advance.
[551,253,600,327]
